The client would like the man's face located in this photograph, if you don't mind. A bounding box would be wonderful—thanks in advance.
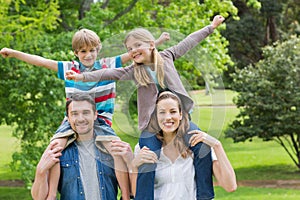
[68,100,97,140]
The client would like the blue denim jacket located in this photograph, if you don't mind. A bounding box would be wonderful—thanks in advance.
[58,141,118,200]
[136,121,214,200]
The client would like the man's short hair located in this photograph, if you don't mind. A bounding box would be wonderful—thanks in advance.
[66,93,96,116]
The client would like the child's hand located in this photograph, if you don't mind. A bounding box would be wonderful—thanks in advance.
[65,70,84,81]
[0,47,13,58]
[111,140,134,164]
[155,32,170,46]
[211,15,225,29]
[158,32,170,43]
[132,146,158,168]
[188,130,219,147]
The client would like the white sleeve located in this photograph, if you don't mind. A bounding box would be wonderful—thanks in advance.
[134,143,141,157]
[211,148,217,161]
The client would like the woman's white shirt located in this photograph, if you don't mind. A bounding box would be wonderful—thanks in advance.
[134,144,217,200]
[154,147,197,200]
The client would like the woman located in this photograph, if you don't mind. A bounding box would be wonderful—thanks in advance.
[111,91,237,199]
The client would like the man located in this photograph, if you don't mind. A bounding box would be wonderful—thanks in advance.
[31,93,118,200]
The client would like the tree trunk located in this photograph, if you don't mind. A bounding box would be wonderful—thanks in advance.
[264,16,278,45]
[79,0,94,20]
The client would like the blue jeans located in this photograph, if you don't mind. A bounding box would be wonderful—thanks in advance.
[135,121,214,200]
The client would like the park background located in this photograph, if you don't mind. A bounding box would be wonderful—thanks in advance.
[1,0,300,199]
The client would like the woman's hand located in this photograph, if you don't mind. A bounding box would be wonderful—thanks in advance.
[132,146,158,168]
[188,130,220,147]
[65,70,84,81]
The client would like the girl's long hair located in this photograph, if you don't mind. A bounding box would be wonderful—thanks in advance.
[124,28,165,88]
[147,92,191,158]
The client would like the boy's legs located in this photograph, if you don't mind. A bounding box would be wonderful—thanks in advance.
[94,118,130,200]
[48,119,72,198]
[184,121,214,200]
[134,130,162,200]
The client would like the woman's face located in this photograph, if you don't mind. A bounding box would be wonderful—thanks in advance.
[125,36,154,65]
[156,98,182,135]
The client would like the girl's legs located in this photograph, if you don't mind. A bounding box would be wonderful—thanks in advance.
[47,163,61,200]
[184,121,214,200]
[135,122,214,200]
[134,130,162,200]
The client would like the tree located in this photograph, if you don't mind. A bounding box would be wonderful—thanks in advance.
[225,36,300,169]
[222,0,300,86]
[0,0,67,186]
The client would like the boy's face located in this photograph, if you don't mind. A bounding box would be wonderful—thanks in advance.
[74,46,99,68]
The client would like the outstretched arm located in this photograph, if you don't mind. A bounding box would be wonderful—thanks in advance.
[189,130,237,192]
[31,141,62,200]
[0,47,58,71]
[165,15,225,60]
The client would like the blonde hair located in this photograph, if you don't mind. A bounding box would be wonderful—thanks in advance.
[72,29,102,53]
[148,91,191,158]
[124,28,165,88]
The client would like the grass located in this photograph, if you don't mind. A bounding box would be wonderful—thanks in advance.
[1,89,300,199]
[0,187,31,200]
[0,126,21,180]
[214,186,300,200]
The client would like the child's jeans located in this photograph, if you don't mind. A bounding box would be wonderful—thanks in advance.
[135,121,214,200]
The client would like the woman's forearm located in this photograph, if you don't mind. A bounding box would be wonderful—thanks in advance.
[212,142,237,192]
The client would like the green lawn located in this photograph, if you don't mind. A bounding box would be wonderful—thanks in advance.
[0,125,21,180]
[1,89,300,199]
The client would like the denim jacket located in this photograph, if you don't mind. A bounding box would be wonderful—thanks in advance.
[58,141,118,200]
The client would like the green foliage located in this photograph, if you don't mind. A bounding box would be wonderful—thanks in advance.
[0,0,261,187]
[0,1,70,186]
[225,36,300,168]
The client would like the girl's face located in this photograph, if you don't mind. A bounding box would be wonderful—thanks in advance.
[125,36,154,65]
[157,98,182,135]
[75,46,99,68]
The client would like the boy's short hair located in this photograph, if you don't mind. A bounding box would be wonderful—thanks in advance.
[72,28,102,52]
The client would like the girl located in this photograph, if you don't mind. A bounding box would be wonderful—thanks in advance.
[66,15,225,200]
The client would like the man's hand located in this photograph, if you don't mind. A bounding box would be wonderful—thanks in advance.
[36,141,63,174]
